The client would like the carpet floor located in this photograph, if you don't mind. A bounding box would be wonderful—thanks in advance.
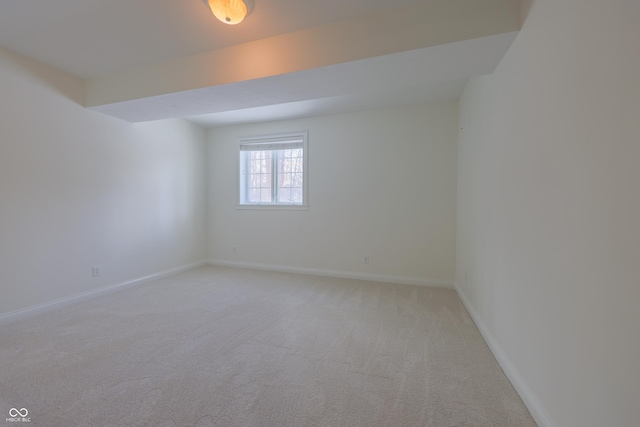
[0,266,536,426]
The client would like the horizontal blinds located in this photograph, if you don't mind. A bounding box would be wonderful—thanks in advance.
[240,138,304,152]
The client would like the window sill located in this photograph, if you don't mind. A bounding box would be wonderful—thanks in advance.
[236,204,309,211]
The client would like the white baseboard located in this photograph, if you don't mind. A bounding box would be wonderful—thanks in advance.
[454,283,554,427]
[208,259,454,288]
[0,261,207,323]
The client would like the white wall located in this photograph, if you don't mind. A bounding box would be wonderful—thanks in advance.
[208,103,458,286]
[0,47,207,317]
[456,0,640,426]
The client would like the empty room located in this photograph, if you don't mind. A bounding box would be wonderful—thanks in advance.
[1,0,638,426]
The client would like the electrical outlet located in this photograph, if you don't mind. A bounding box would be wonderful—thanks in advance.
[364,256,369,264]
[92,266,101,277]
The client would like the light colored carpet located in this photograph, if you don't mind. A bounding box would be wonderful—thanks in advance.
[0,266,536,426]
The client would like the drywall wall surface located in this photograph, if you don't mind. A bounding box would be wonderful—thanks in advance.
[207,103,458,285]
[0,47,207,317]
[456,0,640,426]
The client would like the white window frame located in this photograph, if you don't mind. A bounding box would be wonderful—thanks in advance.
[237,131,308,210]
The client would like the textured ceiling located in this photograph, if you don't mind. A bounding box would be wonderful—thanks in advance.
[0,0,521,127]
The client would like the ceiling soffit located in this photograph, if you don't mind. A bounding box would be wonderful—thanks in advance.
[85,0,521,121]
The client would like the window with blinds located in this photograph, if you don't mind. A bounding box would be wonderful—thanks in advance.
[238,132,308,207]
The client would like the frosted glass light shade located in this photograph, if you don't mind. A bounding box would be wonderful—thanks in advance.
[206,0,254,25]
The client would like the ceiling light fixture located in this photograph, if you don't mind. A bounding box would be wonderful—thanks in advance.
[205,0,254,25]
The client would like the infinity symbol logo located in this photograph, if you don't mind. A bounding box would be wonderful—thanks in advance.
[9,408,28,417]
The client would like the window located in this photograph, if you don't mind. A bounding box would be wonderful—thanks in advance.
[238,132,308,208]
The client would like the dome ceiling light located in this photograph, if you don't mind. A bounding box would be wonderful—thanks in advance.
[205,0,254,25]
